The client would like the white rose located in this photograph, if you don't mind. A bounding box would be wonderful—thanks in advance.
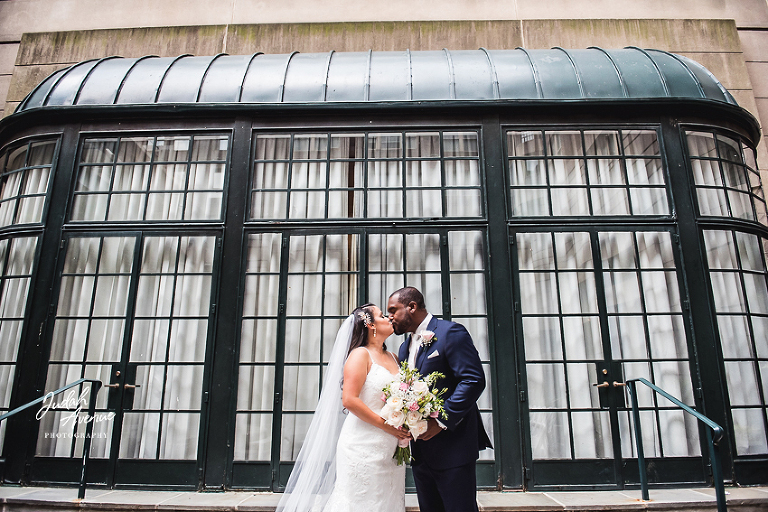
[386,410,406,428]
[412,381,429,395]
[387,397,403,410]
[379,403,394,420]
[406,410,421,426]
[410,419,429,439]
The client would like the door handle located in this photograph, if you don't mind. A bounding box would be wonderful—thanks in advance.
[104,383,120,389]
[124,384,141,390]
[592,382,610,388]
[613,381,626,387]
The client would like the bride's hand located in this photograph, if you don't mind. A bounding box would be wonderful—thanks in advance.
[384,423,412,440]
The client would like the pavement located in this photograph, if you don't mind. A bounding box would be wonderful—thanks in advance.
[0,485,765,511]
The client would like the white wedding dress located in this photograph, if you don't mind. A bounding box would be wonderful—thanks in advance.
[321,358,405,512]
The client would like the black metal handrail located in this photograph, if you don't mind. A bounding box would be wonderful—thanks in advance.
[626,377,725,512]
[0,378,103,499]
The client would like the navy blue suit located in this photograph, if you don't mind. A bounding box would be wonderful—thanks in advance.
[398,316,492,512]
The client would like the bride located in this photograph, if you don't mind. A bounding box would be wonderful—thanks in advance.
[277,304,410,512]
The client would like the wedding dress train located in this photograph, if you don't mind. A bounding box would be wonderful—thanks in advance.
[321,360,405,512]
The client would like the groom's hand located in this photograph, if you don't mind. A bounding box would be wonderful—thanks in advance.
[419,419,443,441]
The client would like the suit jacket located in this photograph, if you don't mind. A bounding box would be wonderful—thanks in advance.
[397,316,492,470]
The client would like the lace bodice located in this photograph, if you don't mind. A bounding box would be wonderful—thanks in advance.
[359,362,396,413]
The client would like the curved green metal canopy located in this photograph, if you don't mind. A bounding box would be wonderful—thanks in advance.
[15,47,737,112]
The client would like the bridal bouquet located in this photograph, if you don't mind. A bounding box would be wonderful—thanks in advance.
[379,362,447,465]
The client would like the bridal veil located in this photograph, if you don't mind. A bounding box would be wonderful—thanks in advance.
[276,314,354,512]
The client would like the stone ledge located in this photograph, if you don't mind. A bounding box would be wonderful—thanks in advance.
[0,486,764,512]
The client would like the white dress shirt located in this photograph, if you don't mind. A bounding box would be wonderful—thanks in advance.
[407,313,433,368]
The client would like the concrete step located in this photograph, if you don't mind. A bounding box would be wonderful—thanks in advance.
[0,486,766,512]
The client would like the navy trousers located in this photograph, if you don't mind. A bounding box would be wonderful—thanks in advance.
[411,461,479,512]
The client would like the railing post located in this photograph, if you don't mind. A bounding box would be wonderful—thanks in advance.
[707,429,727,512]
[627,380,649,501]
[78,380,102,500]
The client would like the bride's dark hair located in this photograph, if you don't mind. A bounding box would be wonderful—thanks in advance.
[347,303,386,356]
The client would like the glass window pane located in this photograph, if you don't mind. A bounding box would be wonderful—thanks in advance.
[623,130,659,156]
[511,188,549,216]
[519,273,558,314]
[406,189,442,218]
[626,158,664,185]
[406,132,439,158]
[584,131,619,156]
[527,363,567,409]
[253,162,288,189]
[510,160,546,186]
[508,131,544,157]
[368,234,403,272]
[648,315,688,359]
[572,411,613,459]
[255,135,290,160]
[637,232,675,269]
[729,190,754,220]
[234,413,272,461]
[191,135,229,161]
[548,159,586,185]
[251,191,287,219]
[711,271,747,313]
[240,319,278,363]
[723,161,749,190]
[588,159,625,185]
[590,188,630,215]
[328,160,363,188]
[686,132,717,158]
[732,408,768,455]
[523,317,562,360]
[690,159,722,186]
[555,232,593,270]
[444,159,479,186]
[82,139,118,164]
[160,412,199,459]
[517,233,554,271]
[641,271,681,313]
[154,136,191,162]
[551,188,589,216]
[716,315,753,359]
[530,411,570,459]
[450,273,486,315]
[744,273,768,314]
[717,135,742,163]
[368,133,402,159]
[547,131,582,156]
[558,272,598,314]
[330,134,364,160]
[604,272,642,313]
[609,316,648,360]
[117,137,154,163]
[443,132,478,157]
[448,231,484,271]
[630,187,669,215]
[725,361,762,406]
[407,234,441,271]
[562,316,602,360]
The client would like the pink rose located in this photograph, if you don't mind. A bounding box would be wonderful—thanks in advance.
[399,383,409,391]
[408,402,419,411]
[430,411,439,418]
[381,393,387,402]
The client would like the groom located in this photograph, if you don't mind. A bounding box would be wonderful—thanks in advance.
[388,286,492,512]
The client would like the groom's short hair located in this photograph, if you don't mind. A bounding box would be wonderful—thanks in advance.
[391,286,426,310]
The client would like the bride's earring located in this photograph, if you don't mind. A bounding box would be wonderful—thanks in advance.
[373,327,377,338]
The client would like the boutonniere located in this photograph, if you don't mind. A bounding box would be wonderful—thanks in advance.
[420,330,436,348]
